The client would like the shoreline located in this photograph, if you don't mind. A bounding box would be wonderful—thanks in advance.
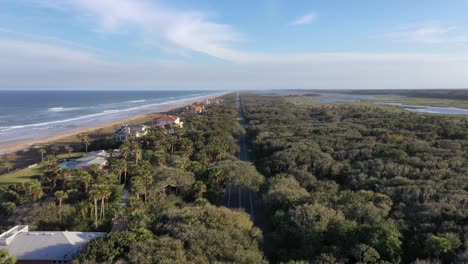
[0,93,226,156]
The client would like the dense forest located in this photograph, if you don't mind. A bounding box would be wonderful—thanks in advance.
[242,94,467,263]
[0,94,266,263]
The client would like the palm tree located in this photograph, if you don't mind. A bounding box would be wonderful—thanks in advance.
[54,190,68,208]
[96,128,104,137]
[78,134,92,152]
[75,169,92,193]
[25,180,44,202]
[111,159,125,184]
[76,200,90,219]
[193,180,207,199]
[130,176,145,199]
[0,160,14,173]
[54,190,68,221]
[168,135,178,154]
[0,249,16,264]
[64,145,73,158]
[51,145,60,157]
[120,141,132,160]
[154,149,167,166]
[39,148,47,162]
[100,188,112,221]
[131,141,142,164]
[89,188,102,228]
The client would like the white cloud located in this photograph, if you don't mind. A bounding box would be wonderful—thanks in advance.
[62,0,245,62]
[1,38,468,90]
[290,12,317,26]
[382,21,468,43]
[4,1,468,90]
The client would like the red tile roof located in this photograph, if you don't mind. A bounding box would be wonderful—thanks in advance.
[192,102,205,106]
[154,115,179,122]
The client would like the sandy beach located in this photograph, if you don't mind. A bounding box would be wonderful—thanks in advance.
[0,93,226,156]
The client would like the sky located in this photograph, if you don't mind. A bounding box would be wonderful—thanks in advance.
[1,0,468,90]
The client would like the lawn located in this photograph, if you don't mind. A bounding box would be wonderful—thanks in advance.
[0,163,45,186]
[0,152,85,186]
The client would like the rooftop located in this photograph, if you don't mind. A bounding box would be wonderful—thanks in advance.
[0,226,105,261]
[115,124,149,135]
[154,115,179,122]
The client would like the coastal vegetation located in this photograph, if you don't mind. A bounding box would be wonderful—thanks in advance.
[1,92,467,263]
[0,94,266,263]
[242,93,468,263]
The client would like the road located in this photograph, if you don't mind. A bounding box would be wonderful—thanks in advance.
[224,93,258,225]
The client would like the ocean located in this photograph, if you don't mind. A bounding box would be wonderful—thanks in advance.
[0,90,222,147]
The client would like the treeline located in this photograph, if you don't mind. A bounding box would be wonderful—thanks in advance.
[0,94,266,263]
[242,94,467,264]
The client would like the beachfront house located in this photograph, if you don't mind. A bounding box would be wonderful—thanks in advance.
[153,115,183,128]
[114,124,149,142]
[59,150,109,170]
[0,225,105,264]
[191,102,205,113]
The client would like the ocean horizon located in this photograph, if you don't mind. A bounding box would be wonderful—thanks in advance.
[0,90,223,147]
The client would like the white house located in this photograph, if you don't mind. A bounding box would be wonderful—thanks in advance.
[114,124,149,142]
[152,115,183,128]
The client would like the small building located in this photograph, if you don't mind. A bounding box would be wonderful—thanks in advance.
[153,115,183,128]
[114,124,149,142]
[191,102,205,113]
[74,156,108,170]
[0,225,106,264]
[59,150,110,170]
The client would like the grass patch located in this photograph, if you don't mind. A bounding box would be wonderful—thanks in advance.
[0,152,85,186]
[0,163,44,186]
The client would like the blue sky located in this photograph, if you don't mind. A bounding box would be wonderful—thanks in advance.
[1,0,468,90]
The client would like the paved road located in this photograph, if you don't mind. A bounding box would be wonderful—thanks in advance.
[224,93,258,225]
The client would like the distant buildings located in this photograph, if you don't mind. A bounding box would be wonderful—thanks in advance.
[0,225,105,264]
[153,115,183,128]
[59,150,110,170]
[114,124,149,142]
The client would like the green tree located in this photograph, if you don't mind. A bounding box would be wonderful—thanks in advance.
[64,145,73,158]
[39,148,47,162]
[24,180,44,202]
[127,237,188,264]
[51,145,60,157]
[111,159,126,184]
[155,205,265,263]
[213,160,265,191]
[0,249,16,264]
[54,190,68,221]
[424,235,453,257]
[78,134,92,152]
[75,169,93,193]
[0,160,14,173]
[89,187,103,227]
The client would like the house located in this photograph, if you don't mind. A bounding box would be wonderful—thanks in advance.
[191,102,205,113]
[153,115,183,128]
[0,225,106,264]
[59,150,109,170]
[114,124,149,142]
[74,156,108,170]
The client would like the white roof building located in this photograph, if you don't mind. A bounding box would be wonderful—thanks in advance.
[0,225,105,263]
